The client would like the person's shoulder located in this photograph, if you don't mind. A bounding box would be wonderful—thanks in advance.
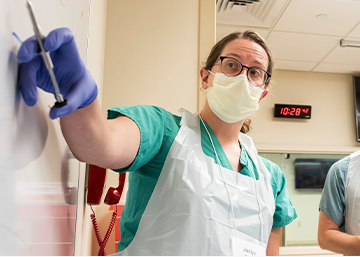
[108,104,172,117]
[259,156,286,190]
[327,155,350,181]
[320,155,349,225]
[108,105,181,124]
[333,155,351,168]
[259,156,286,192]
[259,156,282,175]
[321,155,349,199]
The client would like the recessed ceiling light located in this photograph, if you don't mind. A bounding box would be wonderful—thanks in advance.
[316,14,328,20]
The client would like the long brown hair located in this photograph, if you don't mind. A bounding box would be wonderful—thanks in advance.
[203,30,274,134]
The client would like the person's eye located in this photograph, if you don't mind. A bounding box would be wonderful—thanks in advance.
[226,61,238,70]
[227,63,234,68]
[249,68,262,77]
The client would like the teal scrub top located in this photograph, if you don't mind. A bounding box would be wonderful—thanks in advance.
[108,105,297,252]
[319,156,350,232]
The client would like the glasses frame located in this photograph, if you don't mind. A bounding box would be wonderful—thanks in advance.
[219,56,271,87]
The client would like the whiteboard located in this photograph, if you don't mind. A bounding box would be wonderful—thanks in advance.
[0,0,90,255]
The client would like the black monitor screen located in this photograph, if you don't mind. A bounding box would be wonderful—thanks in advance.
[354,76,360,142]
[294,159,339,189]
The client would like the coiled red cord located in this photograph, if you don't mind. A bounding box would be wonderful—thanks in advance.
[90,206,117,256]
[67,207,74,243]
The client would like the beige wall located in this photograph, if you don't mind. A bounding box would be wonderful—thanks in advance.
[198,0,216,112]
[102,0,209,115]
[249,69,360,154]
[87,0,107,105]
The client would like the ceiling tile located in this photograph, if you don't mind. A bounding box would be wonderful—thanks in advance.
[314,63,360,74]
[267,31,340,62]
[215,0,360,75]
[274,60,317,72]
[321,45,360,65]
[216,25,269,42]
[347,23,360,39]
[273,0,360,36]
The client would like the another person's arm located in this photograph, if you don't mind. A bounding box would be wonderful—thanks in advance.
[266,227,281,255]
[317,157,360,255]
[318,210,360,255]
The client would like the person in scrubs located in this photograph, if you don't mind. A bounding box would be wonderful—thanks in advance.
[18,28,297,255]
[318,150,360,255]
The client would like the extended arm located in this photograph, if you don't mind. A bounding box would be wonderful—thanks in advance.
[60,98,140,169]
[266,227,281,256]
[18,28,140,169]
[318,211,360,255]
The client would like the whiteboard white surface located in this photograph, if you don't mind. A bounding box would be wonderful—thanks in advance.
[0,0,90,255]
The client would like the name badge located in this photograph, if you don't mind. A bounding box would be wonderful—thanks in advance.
[231,236,266,256]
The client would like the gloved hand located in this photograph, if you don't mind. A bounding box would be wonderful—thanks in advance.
[18,27,98,119]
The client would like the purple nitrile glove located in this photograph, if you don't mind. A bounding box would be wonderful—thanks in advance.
[18,27,98,119]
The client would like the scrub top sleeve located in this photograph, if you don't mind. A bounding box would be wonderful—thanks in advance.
[319,157,349,226]
[260,157,297,229]
[272,170,297,228]
[107,105,168,173]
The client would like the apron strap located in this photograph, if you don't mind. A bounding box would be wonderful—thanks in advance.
[238,132,274,206]
[178,108,199,129]
[238,133,260,169]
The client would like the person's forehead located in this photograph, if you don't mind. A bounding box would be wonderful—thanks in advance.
[221,39,268,68]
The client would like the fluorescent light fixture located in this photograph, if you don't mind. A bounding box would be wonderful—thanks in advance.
[340,39,360,48]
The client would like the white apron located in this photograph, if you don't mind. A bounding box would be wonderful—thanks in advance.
[345,150,360,235]
[115,109,275,255]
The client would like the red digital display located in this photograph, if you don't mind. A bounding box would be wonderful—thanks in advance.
[274,104,311,119]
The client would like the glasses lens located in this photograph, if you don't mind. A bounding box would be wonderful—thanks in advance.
[248,67,267,86]
[221,57,268,87]
[221,58,242,76]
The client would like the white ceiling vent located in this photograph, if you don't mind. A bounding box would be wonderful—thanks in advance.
[216,0,288,29]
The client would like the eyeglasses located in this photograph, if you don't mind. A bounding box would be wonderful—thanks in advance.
[218,56,271,87]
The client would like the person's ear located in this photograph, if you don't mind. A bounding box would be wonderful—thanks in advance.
[200,68,210,90]
[258,89,268,103]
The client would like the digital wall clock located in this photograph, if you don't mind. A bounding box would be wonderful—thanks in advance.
[274,104,311,119]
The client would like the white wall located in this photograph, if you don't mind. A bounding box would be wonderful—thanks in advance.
[249,69,360,154]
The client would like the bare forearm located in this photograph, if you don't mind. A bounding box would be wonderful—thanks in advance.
[318,211,360,255]
[266,227,281,256]
[59,98,111,164]
[318,229,360,255]
[59,98,140,169]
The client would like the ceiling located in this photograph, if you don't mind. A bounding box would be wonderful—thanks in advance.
[216,0,360,75]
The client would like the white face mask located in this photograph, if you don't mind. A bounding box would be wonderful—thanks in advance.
[206,72,264,123]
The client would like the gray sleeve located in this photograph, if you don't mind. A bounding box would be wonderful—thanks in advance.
[319,156,350,226]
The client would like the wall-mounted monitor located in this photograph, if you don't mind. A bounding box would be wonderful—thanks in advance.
[354,76,360,142]
[294,159,339,189]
